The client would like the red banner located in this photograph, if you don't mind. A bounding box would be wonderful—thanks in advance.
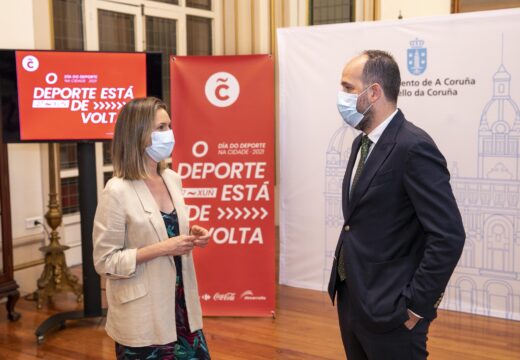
[15,51,146,140]
[171,55,275,316]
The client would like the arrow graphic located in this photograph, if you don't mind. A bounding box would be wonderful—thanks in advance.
[215,207,269,220]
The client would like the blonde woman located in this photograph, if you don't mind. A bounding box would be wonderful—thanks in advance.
[93,97,211,359]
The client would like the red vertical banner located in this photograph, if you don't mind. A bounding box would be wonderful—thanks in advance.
[170,55,275,316]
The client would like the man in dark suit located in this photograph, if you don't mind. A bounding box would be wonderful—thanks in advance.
[329,50,465,359]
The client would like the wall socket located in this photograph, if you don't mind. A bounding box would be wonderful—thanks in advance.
[25,216,44,229]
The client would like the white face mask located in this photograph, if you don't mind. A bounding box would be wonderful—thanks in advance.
[337,86,373,128]
[145,129,175,162]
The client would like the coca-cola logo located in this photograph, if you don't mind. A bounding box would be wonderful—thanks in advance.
[213,292,236,301]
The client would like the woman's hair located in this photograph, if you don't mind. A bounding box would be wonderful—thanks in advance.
[112,97,168,180]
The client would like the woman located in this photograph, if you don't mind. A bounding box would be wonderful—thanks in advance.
[93,97,211,359]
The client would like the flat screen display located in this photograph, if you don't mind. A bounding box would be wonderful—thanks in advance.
[0,50,162,142]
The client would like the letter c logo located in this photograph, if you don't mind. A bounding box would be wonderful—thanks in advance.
[215,83,230,101]
[22,55,39,72]
[205,72,240,107]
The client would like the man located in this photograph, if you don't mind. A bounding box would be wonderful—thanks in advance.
[328,50,465,359]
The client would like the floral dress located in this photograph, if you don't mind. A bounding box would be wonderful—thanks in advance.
[115,209,211,360]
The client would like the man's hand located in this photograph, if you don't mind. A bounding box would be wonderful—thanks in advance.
[404,309,421,330]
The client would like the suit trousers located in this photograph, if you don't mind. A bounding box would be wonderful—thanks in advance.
[336,280,430,360]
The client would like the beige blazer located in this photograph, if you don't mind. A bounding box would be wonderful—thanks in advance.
[93,169,203,347]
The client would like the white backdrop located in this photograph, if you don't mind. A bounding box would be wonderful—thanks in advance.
[278,9,520,320]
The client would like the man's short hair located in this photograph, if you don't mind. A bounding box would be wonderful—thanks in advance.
[361,50,401,103]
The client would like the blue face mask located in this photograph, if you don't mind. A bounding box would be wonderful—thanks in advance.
[145,129,175,162]
[337,86,373,128]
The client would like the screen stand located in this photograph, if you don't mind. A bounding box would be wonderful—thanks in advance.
[35,142,106,344]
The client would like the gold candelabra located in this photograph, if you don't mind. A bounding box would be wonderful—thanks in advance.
[35,144,82,309]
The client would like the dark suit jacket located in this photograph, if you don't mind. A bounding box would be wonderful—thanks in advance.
[328,109,465,333]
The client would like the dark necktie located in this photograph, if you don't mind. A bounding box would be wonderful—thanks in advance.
[338,135,372,281]
[350,135,373,193]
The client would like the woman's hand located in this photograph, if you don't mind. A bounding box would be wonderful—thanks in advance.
[136,234,196,264]
[162,234,196,256]
[190,225,211,248]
